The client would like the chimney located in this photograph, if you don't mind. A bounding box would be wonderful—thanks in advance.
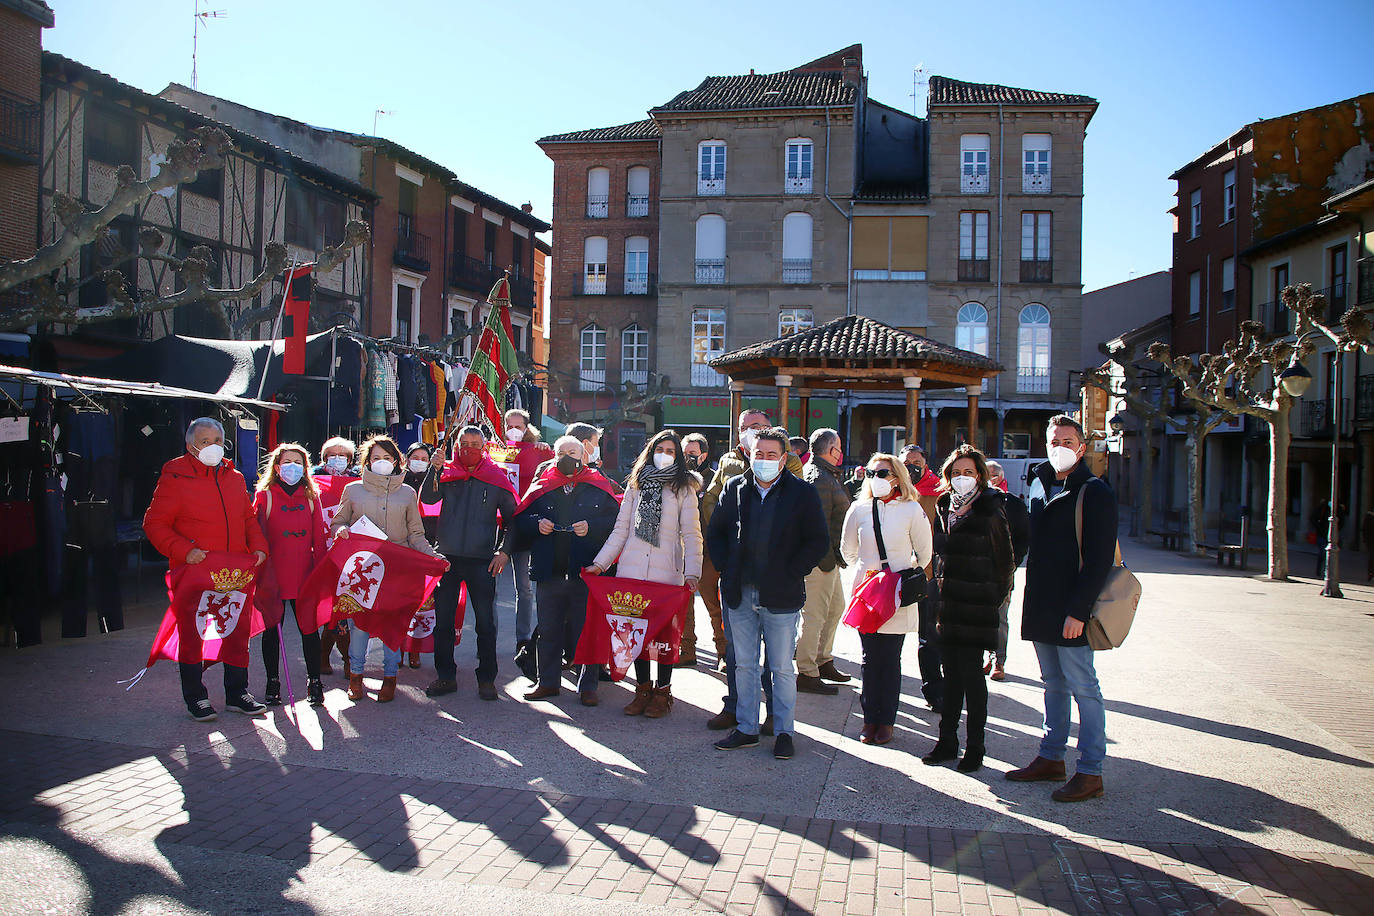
[842,56,861,88]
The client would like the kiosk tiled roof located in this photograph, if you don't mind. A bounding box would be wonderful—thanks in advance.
[710,314,1002,372]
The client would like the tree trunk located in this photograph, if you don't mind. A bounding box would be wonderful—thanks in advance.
[1185,419,1208,555]
[1267,405,1292,580]
[1137,421,1156,537]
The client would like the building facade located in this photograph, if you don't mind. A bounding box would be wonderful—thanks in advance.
[0,0,51,279]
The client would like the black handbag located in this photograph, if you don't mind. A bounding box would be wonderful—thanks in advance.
[872,500,927,606]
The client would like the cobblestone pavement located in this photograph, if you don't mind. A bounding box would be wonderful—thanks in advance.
[1,535,1372,915]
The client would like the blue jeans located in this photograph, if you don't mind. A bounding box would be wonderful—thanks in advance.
[512,550,535,642]
[727,585,799,736]
[1033,641,1106,776]
[722,597,772,717]
[349,619,401,678]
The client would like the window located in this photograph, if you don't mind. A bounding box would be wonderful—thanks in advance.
[184,167,222,200]
[785,139,813,194]
[1330,244,1348,313]
[449,306,469,358]
[852,216,928,281]
[698,140,726,195]
[956,303,989,356]
[398,178,418,236]
[586,167,609,218]
[1188,270,1201,316]
[1221,257,1235,310]
[627,166,650,217]
[621,323,649,385]
[1270,262,1291,333]
[1190,189,1202,239]
[512,235,524,281]
[582,236,607,294]
[625,236,650,294]
[79,221,136,309]
[285,184,345,249]
[959,211,990,281]
[395,283,415,343]
[452,209,468,259]
[960,134,990,193]
[1223,168,1236,223]
[779,307,813,337]
[691,307,726,387]
[694,215,725,284]
[579,325,606,390]
[1022,134,1051,193]
[782,212,813,283]
[86,106,138,167]
[484,222,497,268]
[1020,211,1052,282]
[1017,304,1051,393]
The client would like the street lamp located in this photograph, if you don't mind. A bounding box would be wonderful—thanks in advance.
[1281,350,1340,597]
[1278,361,1313,398]
[1108,412,1126,434]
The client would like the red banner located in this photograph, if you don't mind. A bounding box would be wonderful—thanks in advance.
[145,551,267,669]
[314,475,358,531]
[399,578,466,653]
[573,572,693,680]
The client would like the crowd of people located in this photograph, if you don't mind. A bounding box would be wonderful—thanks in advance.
[142,406,1116,801]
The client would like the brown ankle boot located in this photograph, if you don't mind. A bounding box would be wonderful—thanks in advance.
[644,685,674,719]
[319,630,335,675]
[346,673,365,701]
[623,682,653,716]
[1052,773,1104,802]
[1005,755,1067,783]
[376,676,397,703]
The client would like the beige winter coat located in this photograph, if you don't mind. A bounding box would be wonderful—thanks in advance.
[593,477,703,585]
[329,468,440,556]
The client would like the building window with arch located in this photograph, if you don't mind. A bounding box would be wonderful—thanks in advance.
[957,302,990,392]
[579,324,607,390]
[621,323,649,386]
[627,166,650,217]
[779,307,813,338]
[691,307,726,387]
[582,236,607,294]
[785,138,813,194]
[625,236,650,294]
[695,215,725,284]
[782,212,813,283]
[1017,303,1051,393]
[586,167,609,218]
[698,140,726,196]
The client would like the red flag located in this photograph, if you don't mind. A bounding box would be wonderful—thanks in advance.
[314,475,358,531]
[283,264,313,375]
[574,572,693,680]
[146,551,266,669]
[400,578,465,654]
[297,534,448,651]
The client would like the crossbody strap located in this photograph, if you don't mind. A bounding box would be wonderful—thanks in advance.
[1074,483,1124,570]
[871,500,890,571]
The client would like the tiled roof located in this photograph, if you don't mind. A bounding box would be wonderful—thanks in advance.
[538,119,661,144]
[710,314,1002,372]
[928,76,1096,108]
[654,70,856,113]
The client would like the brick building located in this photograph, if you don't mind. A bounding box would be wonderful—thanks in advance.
[0,1,52,275]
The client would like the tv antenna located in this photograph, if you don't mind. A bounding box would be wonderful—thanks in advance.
[373,109,395,136]
[192,0,227,90]
[911,63,928,117]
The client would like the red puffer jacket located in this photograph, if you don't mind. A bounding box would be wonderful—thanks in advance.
[143,454,268,567]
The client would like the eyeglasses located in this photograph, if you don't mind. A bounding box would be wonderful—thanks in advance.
[864,468,893,479]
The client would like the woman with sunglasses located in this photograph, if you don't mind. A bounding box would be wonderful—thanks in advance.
[839,454,932,746]
[921,444,1014,773]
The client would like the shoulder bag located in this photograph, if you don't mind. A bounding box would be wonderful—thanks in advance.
[873,500,927,606]
[1074,486,1141,650]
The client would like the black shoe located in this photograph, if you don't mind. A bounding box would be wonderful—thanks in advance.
[714,729,760,751]
[598,667,613,683]
[227,694,267,717]
[921,741,959,765]
[514,641,538,683]
[264,678,282,706]
[817,661,852,683]
[760,715,775,737]
[477,681,498,701]
[797,674,839,695]
[425,678,458,698]
[774,733,795,759]
[187,699,217,722]
[306,678,325,708]
[957,749,984,773]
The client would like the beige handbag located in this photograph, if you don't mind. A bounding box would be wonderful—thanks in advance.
[1074,487,1141,650]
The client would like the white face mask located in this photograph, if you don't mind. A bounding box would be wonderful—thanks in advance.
[1047,445,1080,474]
[869,476,893,499]
[587,445,600,465]
[194,443,224,467]
[751,457,781,482]
[325,455,348,473]
[408,459,429,474]
[950,475,978,496]
[370,459,395,476]
[505,427,524,443]
[652,452,675,470]
[739,429,759,453]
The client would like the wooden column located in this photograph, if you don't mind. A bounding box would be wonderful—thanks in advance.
[728,381,743,450]
[798,389,812,438]
[966,385,980,448]
[904,376,922,450]
[775,375,792,434]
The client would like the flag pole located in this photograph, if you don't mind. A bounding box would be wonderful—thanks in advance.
[256,256,298,403]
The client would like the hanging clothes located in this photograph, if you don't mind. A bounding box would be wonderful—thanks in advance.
[364,346,387,428]
[429,361,447,434]
[328,335,364,428]
[383,351,400,427]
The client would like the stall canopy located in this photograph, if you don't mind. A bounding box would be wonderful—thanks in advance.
[0,363,285,410]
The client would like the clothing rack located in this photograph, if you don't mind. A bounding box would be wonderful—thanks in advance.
[334,327,469,369]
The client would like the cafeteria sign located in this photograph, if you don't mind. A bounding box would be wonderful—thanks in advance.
[660,395,838,433]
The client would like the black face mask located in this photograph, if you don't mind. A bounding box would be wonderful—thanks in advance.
[906,463,924,478]
[556,455,583,477]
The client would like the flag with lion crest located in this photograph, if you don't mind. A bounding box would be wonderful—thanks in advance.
[573,572,693,680]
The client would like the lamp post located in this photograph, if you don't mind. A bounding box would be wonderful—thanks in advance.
[1280,354,1342,597]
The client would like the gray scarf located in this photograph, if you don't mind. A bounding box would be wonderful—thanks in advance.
[633,464,677,547]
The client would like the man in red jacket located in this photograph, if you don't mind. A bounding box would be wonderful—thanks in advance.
[144,418,269,721]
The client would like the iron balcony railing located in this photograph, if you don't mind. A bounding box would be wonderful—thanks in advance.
[694,259,726,285]
[1017,366,1051,394]
[961,167,989,194]
[785,175,813,194]
[781,259,812,284]
[621,368,649,387]
[1022,167,1051,194]
[1357,375,1374,422]
[1315,282,1350,324]
[572,272,655,296]
[1298,397,1351,438]
[627,195,649,217]
[690,361,725,387]
[697,176,725,196]
[577,369,606,392]
[0,89,41,164]
[394,226,431,272]
[623,272,655,295]
[1020,259,1053,283]
[1255,298,1291,337]
[1358,259,1374,305]
[450,253,496,293]
[586,194,609,218]
[958,258,990,282]
[508,275,535,308]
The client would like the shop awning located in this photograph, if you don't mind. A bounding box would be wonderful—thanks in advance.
[0,364,286,410]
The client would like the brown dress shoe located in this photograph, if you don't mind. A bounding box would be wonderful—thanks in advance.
[346,673,366,701]
[376,676,396,703]
[644,685,673,718]
[579,691,599,707]
[707,709,737,731]
[624,683,653,716]
[1005,756,1067,782]
[1052,773,1104,802]
[990,663,1006,682]
[817,661,851,683]
[859,723,877,744]
[872,724,894,746]
[524,685,561,701]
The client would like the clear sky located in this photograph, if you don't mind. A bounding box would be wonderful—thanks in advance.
[41,0,1374,293]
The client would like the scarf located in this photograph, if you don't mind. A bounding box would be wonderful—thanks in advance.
[438,455,516,496]
[515,463,622,514]
[632,464,677,547]
[950,482,982,516]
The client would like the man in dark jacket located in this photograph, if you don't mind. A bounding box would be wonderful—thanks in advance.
[1007,415,1117,803]
[796,428,852,694]
[706,427,829,760]
[512,435,620,706]
[421,426,517,701]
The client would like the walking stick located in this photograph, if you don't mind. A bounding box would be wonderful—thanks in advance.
[277,622,295,722]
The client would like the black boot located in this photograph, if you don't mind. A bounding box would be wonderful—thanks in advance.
[921,735,959,765]
[514,640,537,683]
[264,678,282,706]
[306,678,325,707]
[957,747,984,772]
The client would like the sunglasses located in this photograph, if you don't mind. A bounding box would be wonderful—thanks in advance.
[864,468,893,479]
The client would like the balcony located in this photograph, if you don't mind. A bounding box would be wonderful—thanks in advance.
[627,195,649,217]
[571,272,655,296]
[697,176,725,196]
[0,89,41,164]
[1298,397,1350,438]
[1315,282,1350,324]
[958,258,990,282]
[1022,167,1051,194]
[450,253,497,293]
[621,368,649,387]
[580,273,607,295]
[586,194,608,219]
[623,272,655,295]
[961,167,989,194]
[691,361,725,387]
[394,226,431,272]
[694,259,725,285]
[781,259,812,284]
[1255,298,1291,337]
[1357,375,1374,422]
[1017,366,1050,394]
[785,175,813,194]
[1020,259,1053,283]
[509,275,535,309]
[578,369,607,392]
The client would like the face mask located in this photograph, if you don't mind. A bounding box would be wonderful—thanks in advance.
[950,475,978,496]
[326,455,348,474]
[505,427,524,443]
[751,458,781,482]
[686,454,703,469]
[408,459,429,474]
[370,459,395,476]
[195,443,224,467]
[278,461,304,485]
[557,455,583,477]
[652,452,675,470]
[458,446,484,469]
[586,446,600,465]
[1047,445,1080,474]
[869,476,893,499]
[905,463,924,479]
[739,429,759,453]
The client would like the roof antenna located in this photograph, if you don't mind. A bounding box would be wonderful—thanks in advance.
[192,0,227,90]
[911,63,928,117]
[373,109,394,136]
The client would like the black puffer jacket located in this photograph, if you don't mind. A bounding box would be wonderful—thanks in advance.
[933,488,1015,649]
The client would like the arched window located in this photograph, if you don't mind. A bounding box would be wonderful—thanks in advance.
[782,212,813,283]
[627,166,650,217]
[694,215,725,284]
[586,167,609,218]
[698,140,726,195]
[579,324,606,390]
[1017,304,1051,393]
[956,303,988,356]
[621,323,649,385]
[582,236,607,294]
[624,236,649,294]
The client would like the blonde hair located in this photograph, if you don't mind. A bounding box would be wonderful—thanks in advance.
[257,442,319,500]
[860,452,917,502]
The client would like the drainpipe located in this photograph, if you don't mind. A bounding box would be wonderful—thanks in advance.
[994,103,1004,443]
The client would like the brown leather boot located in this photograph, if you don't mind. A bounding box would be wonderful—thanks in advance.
[346,673,365,701]
[407,652,420,669]
[1052,773,1104,802]
[644,685,674,719]
[319,629,335,675]
[376,676,397,703]
[623,682,653,716]
[1005,756,1067,783]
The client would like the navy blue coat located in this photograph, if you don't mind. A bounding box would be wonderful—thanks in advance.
[511,482,619,582]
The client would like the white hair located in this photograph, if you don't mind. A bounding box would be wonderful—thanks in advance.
[320,436,356,458]
[185,417,225,444]
[553,435,584,457]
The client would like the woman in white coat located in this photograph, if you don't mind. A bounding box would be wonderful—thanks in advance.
[840,453,933,746]
[587,430,703,718]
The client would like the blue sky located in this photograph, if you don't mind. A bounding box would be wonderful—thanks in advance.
[43,0,1374,293]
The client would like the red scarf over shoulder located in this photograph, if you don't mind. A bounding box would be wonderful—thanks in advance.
[437,454,517,496]
[515,464,621,514]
